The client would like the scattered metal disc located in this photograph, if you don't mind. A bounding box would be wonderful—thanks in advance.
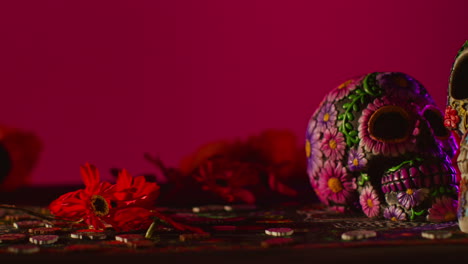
[70,231,106,240]
[421,230,452,239]
[0,233,27,243]
[115,234,145,243]
[341,230,377,241]
[7,244,40,254]
[29,235,59,245]
[13,220,44,229]
[28,227,61,235]
[265,228,294,237]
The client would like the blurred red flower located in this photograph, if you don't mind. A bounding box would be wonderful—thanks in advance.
[193,157,262,204]
[147,129,312,205]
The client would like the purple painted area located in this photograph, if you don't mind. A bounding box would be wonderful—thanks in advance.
[0,1,467,185]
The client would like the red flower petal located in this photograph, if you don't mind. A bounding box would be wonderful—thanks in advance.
[49,190,88,220]
[113,170,160,207]
[80,163,101,195]
[115,168,133,191]
[108,207,154,232]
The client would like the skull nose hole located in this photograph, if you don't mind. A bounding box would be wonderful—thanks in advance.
[423,106,450,139]
[450,49,468,100]
[368,106,411,143]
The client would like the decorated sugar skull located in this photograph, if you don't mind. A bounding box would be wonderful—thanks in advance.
[446,40,468,231]
[445,40,468,138]
[306,72,458,222]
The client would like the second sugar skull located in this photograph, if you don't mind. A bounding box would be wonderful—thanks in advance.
[306,72,458,222]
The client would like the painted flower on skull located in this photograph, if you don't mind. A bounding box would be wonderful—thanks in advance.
[383,205,407,221]
[396,188,429,209]
[315,102,338,132]
[426,196,457,222]
[306,120,323,180]
[305,72,458,221]
[327,77,361,101]
[317,162,356,206]
[347,148,367,171]
[320,128,346,161]
[359,185,380,218]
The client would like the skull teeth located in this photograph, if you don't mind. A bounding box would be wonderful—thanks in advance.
[381,164,456,193]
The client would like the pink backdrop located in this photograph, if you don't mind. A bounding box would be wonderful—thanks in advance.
[0,0,467,185]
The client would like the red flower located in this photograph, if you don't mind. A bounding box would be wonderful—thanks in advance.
[106,169,161,232]
[444,106,460,129]
[48,163,115,229]
[50,163,205,234]
[113,168,160,208]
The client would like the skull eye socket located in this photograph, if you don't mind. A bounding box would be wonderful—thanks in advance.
[423,107,450,139]
[450,50,468,100]
[368,106,411,143]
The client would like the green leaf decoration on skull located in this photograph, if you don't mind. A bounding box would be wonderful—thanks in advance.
[338,73,382,148]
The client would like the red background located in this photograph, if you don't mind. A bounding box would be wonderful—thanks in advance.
[0,0,467,185]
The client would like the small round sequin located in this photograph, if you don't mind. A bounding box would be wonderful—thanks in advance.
[29,235,59,245]
[265,228,294,237]
[341,230,377,241]
[421,230,452,239]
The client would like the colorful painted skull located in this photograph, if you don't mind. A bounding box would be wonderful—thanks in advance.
[305,72,458,222]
